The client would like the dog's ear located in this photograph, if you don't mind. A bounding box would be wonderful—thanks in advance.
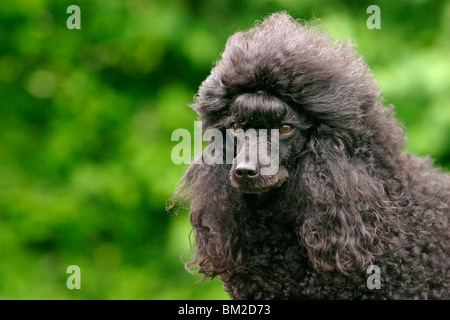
[297,126,389,274]
[172,162,243,280]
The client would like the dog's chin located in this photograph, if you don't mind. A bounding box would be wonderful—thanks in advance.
[230,170,289,194]
[234,185,274,194]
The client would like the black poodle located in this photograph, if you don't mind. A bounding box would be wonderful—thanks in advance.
[172,12,449,299]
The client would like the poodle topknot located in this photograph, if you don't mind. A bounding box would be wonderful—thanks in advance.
[173,12,449,299]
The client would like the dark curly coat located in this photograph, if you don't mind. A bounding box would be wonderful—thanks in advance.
[173,12,449,299]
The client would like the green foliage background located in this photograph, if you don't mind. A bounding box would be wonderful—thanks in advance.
[0,0,448,299]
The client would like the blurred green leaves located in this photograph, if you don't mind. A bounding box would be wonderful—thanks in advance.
[0,0,448,299]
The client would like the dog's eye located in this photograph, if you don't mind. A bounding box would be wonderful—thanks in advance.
[231,123,243,133]
[279,124,293,134]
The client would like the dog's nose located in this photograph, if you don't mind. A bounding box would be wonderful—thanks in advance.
[235,163,259,179]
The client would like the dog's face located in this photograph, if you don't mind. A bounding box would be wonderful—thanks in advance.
[227,92,311,194]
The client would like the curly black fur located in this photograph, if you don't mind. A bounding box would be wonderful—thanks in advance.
[172,12,449,299]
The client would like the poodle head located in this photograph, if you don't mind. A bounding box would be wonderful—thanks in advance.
[180,12,402,276]
[192,12,385,195]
